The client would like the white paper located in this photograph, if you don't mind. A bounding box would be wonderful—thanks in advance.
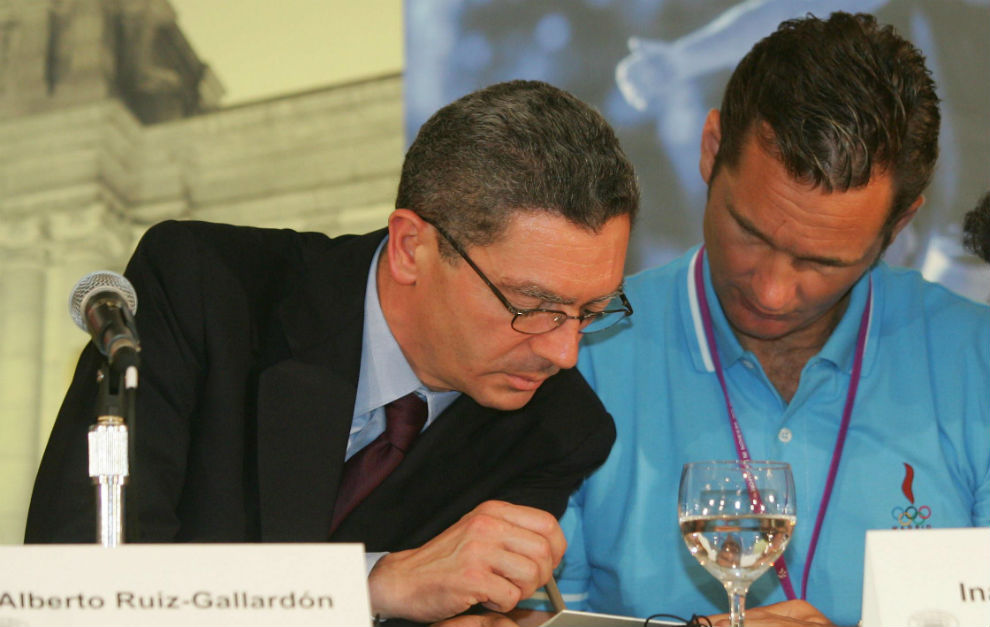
[0,543,370,626]
[861,527,990,627]
[539,609,680,626]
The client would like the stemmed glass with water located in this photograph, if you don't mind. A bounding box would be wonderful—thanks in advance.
[678,460,796,627]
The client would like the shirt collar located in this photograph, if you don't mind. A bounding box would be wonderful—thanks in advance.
[814,269,873,374]
[685,247,876,375]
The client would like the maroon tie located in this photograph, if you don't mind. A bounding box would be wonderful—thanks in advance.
[330,392,428,534]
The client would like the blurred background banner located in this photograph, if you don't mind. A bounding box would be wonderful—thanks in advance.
[405,0,990,300]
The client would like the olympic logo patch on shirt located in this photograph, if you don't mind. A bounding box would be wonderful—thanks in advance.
[890,463,933,529]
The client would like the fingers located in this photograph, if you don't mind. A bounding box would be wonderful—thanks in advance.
[487,539,549,600]
[467,566,528,614]
[460,511,555,587]
[507,608,556,627]
[472,500,567,564]
[432,612,520,627]
[708,600,835,626]
[453,503,561,608]
[367,500,566,623]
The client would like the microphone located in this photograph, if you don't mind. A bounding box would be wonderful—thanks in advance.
[69,271,140,370]
[71,272,140,546]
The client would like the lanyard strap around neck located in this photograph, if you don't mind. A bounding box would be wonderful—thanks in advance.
[692,247,871,600]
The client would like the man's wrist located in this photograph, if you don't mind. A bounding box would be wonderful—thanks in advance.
[367,551,402,621]
[366,551,388,577]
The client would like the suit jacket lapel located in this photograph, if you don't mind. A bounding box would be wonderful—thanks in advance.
[330,391,544,548]
[329,393,498,546]
[257,229,387,541]
[256,361,353,540]
[330,369,592,549]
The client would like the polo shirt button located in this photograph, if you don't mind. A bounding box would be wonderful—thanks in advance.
[778,428,793,443]
[742,359,755,370]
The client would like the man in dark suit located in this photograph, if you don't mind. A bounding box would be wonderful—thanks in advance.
[25,80,639,625]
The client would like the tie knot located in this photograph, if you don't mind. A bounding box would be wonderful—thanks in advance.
[384,392,428,452]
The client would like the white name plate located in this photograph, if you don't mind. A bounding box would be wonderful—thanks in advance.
[861,528,990,627]
[0,543,370,626]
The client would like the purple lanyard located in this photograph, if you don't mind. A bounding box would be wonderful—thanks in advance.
[692,247,871,600]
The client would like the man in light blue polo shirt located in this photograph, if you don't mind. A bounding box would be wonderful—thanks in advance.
[553,247,989,626]
[519,12,989,627]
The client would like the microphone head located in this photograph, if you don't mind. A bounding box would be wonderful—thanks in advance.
[69,271,139,332]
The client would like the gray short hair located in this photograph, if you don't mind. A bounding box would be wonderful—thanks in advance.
[396,80,639,256]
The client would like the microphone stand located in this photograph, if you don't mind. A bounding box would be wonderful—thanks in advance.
[88,357,138,547]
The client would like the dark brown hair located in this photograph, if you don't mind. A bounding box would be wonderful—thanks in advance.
[963,192,990,263]
[713,12,940,247]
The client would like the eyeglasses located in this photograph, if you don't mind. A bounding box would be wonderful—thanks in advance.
[420,216,633,335]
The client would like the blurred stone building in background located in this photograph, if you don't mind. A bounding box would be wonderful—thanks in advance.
[0,0,402,542]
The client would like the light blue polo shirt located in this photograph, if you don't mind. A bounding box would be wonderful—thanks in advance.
[536,247,989,626]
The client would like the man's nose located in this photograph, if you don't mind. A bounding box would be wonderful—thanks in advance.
[751,252,796,312]
[528,320,582,370]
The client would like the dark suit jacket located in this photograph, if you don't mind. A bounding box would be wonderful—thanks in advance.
[26,220,615,555]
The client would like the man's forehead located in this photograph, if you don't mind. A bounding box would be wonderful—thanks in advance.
[468,211,627,256]
[748,123,893,200]
[717,148,895,265]
[730,132,895,203]
[476,211,630,299]
[497,209,602,237]
[499,276,623,306]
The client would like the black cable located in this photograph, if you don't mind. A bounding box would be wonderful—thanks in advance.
[644,612,713,627]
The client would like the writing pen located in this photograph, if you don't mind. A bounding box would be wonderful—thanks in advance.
[545,576,566,613]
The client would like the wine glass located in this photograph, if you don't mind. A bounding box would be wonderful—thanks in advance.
[678,460,796,627]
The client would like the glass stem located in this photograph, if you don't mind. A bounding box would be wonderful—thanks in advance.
[725,584,748,627]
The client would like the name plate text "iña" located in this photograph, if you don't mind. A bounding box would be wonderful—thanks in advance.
[861,527,990,627]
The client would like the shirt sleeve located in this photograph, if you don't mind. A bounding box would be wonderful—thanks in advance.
[971,418,990,525]
[966,315,990,527]
[974,467,990,526]
[555,488,592,610]
[366,551,388,576]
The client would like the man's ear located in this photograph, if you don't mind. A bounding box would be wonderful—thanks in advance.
[699,109,722,185]
[891,195,924,240]
[385,209,430,286]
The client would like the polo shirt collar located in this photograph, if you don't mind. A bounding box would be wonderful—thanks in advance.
[815,268,874,374]
[684,247,878,375]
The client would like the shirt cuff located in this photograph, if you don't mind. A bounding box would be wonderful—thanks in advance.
[366,551,388,577]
